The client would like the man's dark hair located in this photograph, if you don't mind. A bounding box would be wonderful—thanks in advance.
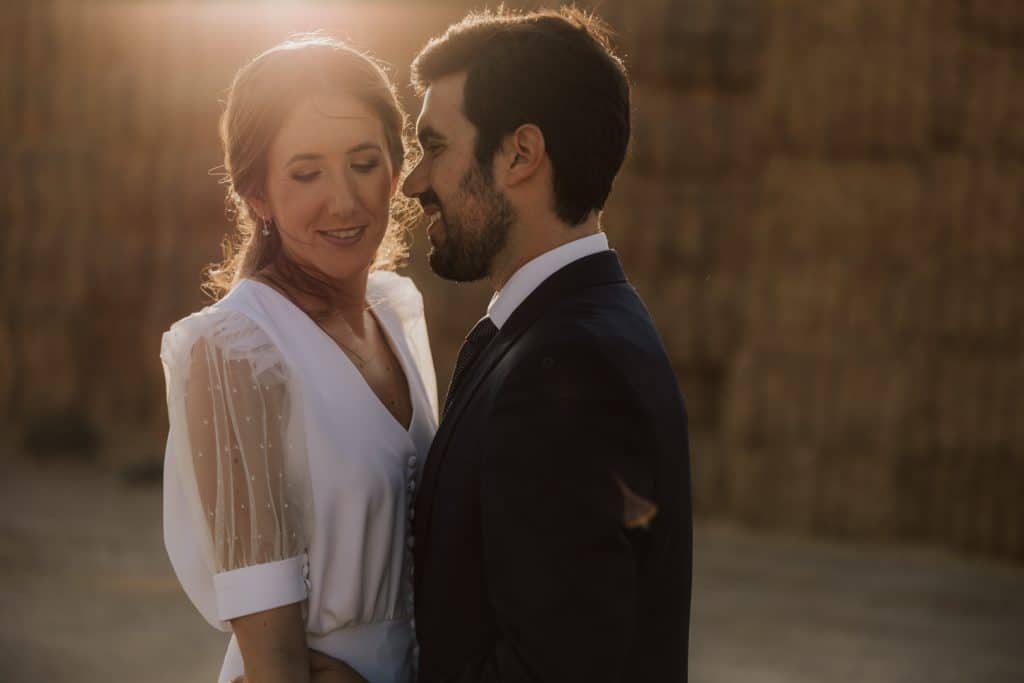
[411,7,630,226]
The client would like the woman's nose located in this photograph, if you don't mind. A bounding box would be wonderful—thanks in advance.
[328,174,359,217]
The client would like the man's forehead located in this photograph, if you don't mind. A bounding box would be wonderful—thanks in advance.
[416,72,469,134]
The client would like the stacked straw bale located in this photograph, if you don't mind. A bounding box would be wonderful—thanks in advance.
[596,0,1023,559]
[2,0,1021,559]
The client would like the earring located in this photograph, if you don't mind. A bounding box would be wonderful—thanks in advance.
[261,218,271,237]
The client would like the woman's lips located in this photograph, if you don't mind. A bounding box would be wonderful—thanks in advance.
[319,225,366,247]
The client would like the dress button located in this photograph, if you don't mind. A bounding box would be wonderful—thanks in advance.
[407,480,416,493]
[407,536,415,549]
[407,455,418,468]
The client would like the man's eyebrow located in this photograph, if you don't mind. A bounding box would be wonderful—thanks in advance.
[417,126,445,145]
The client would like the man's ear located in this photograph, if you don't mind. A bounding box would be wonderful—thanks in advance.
[501,124,545,186]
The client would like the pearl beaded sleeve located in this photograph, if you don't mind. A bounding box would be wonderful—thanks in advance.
[162,308,313,624]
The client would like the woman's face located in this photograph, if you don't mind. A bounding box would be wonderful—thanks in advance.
[252,92,398,284]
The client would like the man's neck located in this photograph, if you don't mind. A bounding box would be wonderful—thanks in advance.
[488,213,601,291]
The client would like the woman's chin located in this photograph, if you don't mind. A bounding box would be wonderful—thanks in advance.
[283,234,383,286]
[315,261,369,284]
[315,249,379,284]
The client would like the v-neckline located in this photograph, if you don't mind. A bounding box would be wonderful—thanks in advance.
[242,278,417,437]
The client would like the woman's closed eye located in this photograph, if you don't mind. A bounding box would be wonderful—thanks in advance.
[351,159,381,173]
[291,158,380,182]
[292,170,321,183]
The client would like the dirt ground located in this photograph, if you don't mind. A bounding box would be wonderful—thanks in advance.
[1,456,1022,683]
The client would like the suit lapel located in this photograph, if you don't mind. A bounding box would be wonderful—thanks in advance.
[415,250,628,569]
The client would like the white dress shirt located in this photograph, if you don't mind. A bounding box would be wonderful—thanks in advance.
[486,232,610,329]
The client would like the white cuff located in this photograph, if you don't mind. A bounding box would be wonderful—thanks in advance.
[213,553,309,621]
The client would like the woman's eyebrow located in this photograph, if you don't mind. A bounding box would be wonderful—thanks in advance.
[285,152,323,166]
[285,143,381,166]
[348,142,382,154]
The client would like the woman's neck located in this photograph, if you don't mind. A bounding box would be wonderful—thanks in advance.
[255,262,370,333]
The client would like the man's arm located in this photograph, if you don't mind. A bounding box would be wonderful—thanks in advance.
[452,341,650,682]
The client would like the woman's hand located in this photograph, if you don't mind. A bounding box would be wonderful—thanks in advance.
[310,649,368,683]
[229,647,368,683]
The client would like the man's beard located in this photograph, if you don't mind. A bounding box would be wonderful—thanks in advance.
[428,163,515,283]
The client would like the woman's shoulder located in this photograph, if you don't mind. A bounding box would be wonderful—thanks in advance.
[160,287,278,373]
[367,269,425,321]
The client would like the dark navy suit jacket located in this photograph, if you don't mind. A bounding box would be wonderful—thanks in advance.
[413,251,692,682]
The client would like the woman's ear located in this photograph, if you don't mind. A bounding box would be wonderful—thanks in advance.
[247,193,271,222]
[501,124,545,186]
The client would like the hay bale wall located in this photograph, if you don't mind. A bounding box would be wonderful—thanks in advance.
[2,0,1021,560]
[599,0,1023,559]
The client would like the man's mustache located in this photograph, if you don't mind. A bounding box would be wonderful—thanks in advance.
[417,189,441,212]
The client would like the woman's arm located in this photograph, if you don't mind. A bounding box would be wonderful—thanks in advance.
[309,650,369,683]
[228,609,368,683]
[231,603,310,683]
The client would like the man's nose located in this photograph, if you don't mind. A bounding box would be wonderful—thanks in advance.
[402,159,427,199]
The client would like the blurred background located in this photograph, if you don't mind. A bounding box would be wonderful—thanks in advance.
[1,0,1022,681]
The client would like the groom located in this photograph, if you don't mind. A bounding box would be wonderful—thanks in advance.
[402,8,692,683]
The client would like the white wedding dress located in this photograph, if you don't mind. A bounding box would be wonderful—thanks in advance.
[161,272,438,683]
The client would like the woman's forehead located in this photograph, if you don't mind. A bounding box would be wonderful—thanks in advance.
[272,93,385,157]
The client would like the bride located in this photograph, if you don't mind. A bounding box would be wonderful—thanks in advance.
[161,35,437,683]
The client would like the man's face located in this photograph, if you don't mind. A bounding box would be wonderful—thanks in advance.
[402,72,515,282]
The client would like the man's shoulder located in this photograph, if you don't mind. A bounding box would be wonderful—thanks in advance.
[501,287,656,378]
[531,280,658,346]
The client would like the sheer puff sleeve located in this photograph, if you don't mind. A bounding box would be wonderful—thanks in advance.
[161,307,313,631]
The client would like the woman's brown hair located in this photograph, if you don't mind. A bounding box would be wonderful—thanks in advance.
[205,34,416,313]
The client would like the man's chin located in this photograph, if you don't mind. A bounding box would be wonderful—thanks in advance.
[428,248,488,283]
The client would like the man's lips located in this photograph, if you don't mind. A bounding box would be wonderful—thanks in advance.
[421,205,443,233]
[424,212,444,241]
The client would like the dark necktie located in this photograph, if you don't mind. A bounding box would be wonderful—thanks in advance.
[443,316,499,418]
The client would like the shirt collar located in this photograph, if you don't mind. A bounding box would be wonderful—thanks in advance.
[486,232,610,329]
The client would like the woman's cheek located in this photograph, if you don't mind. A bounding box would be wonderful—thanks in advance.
[364,173,394,220]
[287,186,327,227]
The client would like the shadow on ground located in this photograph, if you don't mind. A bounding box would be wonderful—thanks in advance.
[1,456,1022,682]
